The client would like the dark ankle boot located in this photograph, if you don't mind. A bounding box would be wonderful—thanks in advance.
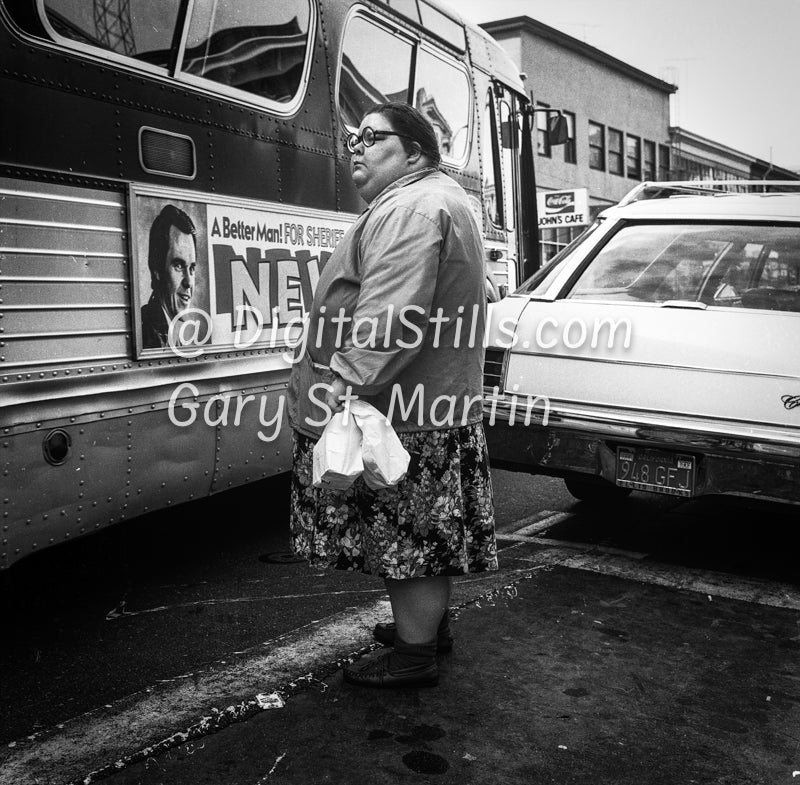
[373,612,454,652]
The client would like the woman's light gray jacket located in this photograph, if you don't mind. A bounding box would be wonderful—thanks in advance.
[288,168,486,439]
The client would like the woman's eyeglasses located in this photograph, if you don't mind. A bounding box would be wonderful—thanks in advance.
[346,126,417,153]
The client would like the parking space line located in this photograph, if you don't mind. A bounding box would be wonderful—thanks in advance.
[515,545,800,611]
[514,511,574,537]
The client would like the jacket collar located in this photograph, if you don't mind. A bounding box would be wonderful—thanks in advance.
[363,167,439,213]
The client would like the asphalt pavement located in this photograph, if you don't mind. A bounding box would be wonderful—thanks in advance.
[4,535,800,785]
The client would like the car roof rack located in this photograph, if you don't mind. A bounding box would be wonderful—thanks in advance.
[618,180,800,207]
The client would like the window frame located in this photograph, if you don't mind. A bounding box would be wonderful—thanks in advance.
[643,139,656,180]
[562,110,576,165]
[483,87,506,229]
[608,127,624,175]
[588,121,605,171]
[626,133,641,180]
[412,42,473,168]
[536,101,552,158]
[35,0,317,116]
[658,144,671,180]
[336,8,474,169]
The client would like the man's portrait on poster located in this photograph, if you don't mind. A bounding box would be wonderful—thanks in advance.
[137,201,208,353]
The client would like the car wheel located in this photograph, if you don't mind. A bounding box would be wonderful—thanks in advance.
[564,475,632,505]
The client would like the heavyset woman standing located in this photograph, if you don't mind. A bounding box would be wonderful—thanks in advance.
[288,102,497,688]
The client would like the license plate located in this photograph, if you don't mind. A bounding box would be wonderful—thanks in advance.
[615,447,696,497]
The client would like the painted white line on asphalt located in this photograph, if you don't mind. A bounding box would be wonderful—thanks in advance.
[514,511,574,537]
[516,546,800,610]
[105,588,387,621]
[528,536,650,561]
[497,529,650,561]
[0,599,391,785]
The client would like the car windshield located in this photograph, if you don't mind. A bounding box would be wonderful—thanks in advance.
[517,222,600,296]
[567,222,800,312]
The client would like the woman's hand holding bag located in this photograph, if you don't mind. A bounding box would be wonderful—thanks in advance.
[311,400,409,491]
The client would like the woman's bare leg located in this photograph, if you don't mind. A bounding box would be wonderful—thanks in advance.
[385,576,451,644]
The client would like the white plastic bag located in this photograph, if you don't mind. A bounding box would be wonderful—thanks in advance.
[312,410,364,490]
[350,400,410,490]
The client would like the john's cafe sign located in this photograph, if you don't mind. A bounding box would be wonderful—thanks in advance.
[537,188,589,228]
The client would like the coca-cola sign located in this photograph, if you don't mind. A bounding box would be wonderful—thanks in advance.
[537,188,589,229]
[544,191,575,213]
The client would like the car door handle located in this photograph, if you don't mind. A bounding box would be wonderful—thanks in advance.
[660,300,708,310]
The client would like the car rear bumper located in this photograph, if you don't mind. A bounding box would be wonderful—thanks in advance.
[483,395,800,504]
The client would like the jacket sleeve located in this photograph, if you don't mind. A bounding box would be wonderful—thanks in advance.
[328,203,444,395]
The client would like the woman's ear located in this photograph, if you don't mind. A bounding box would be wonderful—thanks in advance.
[407,143,424,165]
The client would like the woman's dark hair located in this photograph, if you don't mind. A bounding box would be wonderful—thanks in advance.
[367,102,441,168]
[147,204,197,290]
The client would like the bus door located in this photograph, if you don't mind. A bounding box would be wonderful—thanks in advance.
[481,82,530,297]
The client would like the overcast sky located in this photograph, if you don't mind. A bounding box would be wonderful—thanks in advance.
[455,0,800,171]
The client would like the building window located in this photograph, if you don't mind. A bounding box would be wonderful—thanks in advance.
[540,226,583,264]
[536,102,551,158]
[658,144,670,180]
[588,121,605,170]
[562,111,576,164]
[626,134,641,180]
[643,140,655,180]
[608,128,623,175]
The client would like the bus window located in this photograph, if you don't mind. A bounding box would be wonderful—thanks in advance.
[499,98,516,232]
[42,0,180,68]
[339,15,413,129]
[413,48,471,165]
[417,2,466,50]
[482,90,504,228]
[181,0,312,104]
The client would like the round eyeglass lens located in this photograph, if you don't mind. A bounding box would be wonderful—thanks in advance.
[361,127,376,146]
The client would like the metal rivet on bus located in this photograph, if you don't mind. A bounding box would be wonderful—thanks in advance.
[61,510,66,516]
[42,514,48,520]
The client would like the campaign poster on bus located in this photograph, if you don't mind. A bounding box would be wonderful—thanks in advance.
[130,186,354,358]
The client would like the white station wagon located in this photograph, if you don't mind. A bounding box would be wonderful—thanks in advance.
[483,182,800,505]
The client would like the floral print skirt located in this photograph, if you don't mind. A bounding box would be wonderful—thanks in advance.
[290,422,498,579]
